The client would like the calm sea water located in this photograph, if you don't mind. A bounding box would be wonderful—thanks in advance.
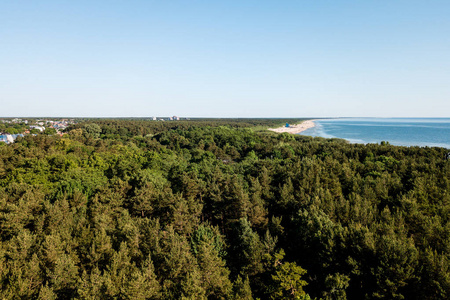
[300,118,450,149]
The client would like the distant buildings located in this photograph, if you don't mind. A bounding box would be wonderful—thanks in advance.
[0,134,24,144]
[152,116,183,121]
[0,118,76,144]
[50,120,69,130]
[30,125,45,132]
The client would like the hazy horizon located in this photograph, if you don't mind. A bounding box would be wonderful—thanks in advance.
[2,116,450,120]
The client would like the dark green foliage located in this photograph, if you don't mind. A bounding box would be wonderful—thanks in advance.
[82,123,102,139]
[0,119,449,299]
[232,275,253,300]
[44,127,57,135]
[271,259,308,299]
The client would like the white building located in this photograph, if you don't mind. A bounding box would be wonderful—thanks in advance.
[30,126,45,132]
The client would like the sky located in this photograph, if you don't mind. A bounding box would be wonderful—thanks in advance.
[1,0,449,118]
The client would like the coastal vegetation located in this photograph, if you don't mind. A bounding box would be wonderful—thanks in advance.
[0,122,28,135]
[0,119,449,299]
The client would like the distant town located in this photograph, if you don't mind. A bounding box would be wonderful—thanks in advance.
[0,118,75,144]
[0,117,188,143]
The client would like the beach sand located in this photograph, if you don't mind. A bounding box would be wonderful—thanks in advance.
[268,120,316,134]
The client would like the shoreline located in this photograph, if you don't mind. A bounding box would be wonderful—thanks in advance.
[268,120,316,134]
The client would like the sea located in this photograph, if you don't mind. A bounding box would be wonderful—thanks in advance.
[300,118,450,149]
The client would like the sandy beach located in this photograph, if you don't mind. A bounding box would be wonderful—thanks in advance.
[268,120,316,134]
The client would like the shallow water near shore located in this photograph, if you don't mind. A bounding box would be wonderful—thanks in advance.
[300,118,450,148]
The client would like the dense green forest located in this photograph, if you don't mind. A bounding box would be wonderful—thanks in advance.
[0,122,28,135]
[0,119,449,299]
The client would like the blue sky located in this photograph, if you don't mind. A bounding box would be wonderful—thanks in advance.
[1,0,449,117]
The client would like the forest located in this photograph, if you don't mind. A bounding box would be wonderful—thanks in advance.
[0,119,449,299]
